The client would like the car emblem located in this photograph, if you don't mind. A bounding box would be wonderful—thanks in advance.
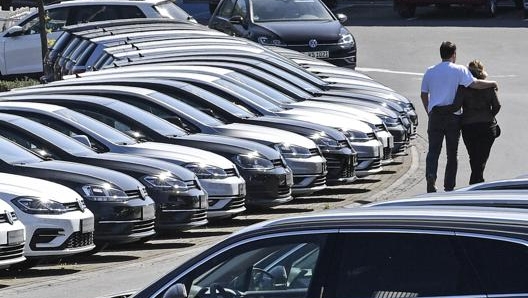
[5,210,14,225]
[308,39,318,48]
[77,197,86,212]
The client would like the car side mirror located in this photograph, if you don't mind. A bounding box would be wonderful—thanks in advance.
[72,134,92,147]
[229,15,244,24]
[336,13,348,23]
[5,25,24,37]
[163,283,188,298]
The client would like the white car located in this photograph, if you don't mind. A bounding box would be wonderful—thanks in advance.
[0,0,196,77]
[0,173,95,265]
[0,197,26,269]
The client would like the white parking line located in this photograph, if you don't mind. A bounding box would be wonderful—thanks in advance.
[357,67,517,79]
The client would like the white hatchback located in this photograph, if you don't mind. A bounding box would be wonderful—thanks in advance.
[0,197,25,269]
[0,173,95,263]
[0,0,196,76]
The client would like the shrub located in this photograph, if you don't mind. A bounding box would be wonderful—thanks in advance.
[0,78,40,92]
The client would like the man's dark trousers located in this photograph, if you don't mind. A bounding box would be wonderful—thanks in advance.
[426,111,461,191]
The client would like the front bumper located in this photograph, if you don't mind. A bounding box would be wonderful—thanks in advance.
[285,43,357,69]
[0,221,26,269]
[285,155,327,196]
[87,198,156,245]
[200,176,246,220]
[240,166,294,209]
[21,211,95,258]
[375,130,395,164]
[148,187,208,231]
[351,139,383,177]
[322,147,357,185]
[387,124,409,156]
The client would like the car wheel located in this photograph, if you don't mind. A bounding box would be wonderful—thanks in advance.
[395,2,416,18]
[485,0,497,17]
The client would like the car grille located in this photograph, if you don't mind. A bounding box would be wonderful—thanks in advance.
[185,180,199,190]
[0,243,24,261]
[224,168,238,177]
[337,140,350,149]
[368,158,383,170]
[125,189,142,200]
[312,174,327,187]
[375,124,387,131]
[277,184,291,198]
[367,132,377,140]
[225,196,245,210]
[0,211,17,223]
[190,210,208,223]
[65,231,94,249]
[383,147,392,160]
[131,219,155,234]
[63,202,83,212]
[272,159,285,168]
[309,148,320,156]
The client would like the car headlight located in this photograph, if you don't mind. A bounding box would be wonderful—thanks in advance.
[257,36,286,46]
[233,152,274,170]
[184,163,228,179]
[12,196,68,214]
[275,143,312,158]
[378,115,401,127]
[343,129,370,142]
[81,183,129,202]
[310,132,341,150]
[338,27,355,47]
[142,172,188,191]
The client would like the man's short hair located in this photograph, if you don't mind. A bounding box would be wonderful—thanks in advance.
[440,41,456,60]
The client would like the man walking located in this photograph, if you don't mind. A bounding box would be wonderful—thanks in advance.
[421,41,497,193]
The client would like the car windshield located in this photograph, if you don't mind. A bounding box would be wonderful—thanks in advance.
[11,117,97,157]
[0,136,43,165]
[53,108,139,145]
[251,0,334,22]
[154,1,193,20]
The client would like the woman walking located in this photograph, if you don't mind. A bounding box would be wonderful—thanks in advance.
[434,60,501,185]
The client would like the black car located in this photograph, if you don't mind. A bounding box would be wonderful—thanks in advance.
[0,100,294,209]
[0,113,208,231]
[113,205,528,298]
[208,0,356,68]
[0,136,156,246]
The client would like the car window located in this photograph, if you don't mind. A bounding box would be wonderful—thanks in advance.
[20,8,68,35]
[251,0,333,21]
[335,232,483,298]
[154,1,191,20]
[460,236,528,295]
[217,0,237,17]
[156,233,329,298]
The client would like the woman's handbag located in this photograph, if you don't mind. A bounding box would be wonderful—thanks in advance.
[491,119,501,138]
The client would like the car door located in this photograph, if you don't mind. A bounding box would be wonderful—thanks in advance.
[141,232,335,298]
[209,0,250,38]
[329,230,487,298]
[3,7,69,75]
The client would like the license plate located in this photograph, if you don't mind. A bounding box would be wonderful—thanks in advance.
[238,183,246,196]
[81,217,95,233]
[8,229,24,245]
[303,51,329,58]
[142,205,156,220]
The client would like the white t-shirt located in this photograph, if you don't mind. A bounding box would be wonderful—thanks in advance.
[421,61,475,113]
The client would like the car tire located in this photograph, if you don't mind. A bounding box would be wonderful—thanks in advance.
[485,0,497,17]
[395,2,416,18]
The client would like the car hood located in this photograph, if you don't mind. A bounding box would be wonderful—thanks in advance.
[17,160,142,190]
[276,109,373,133]
[309,96,399,118]
[285,101,383,124]
[93,153,197,181]
[124,142,236,169]
[215,123,317,148]
[256,20,342,42]
[0,173,83,204]
[177,133,282,160]
[250,115,348,141]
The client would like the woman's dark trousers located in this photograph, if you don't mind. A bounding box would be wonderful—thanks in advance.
[462,122,495,185]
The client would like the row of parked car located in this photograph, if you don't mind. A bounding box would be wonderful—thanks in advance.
[0,1,419,270]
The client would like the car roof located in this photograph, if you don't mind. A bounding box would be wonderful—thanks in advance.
[456,178,528,191]
[235,205,528,239]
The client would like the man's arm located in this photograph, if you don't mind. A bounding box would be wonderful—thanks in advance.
[469,79,498,90]
[421,92,429,113]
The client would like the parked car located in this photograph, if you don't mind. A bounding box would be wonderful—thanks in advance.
[0,135,156,246]
[0,0,196,77]
[0,99,293,209]
[0,113,209,231]
[208,0,356,68]
[105,206,528,298]
[0,189,26,269]
[456,177,528,191]
[15,84,358,185]
[0,173,95,268]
